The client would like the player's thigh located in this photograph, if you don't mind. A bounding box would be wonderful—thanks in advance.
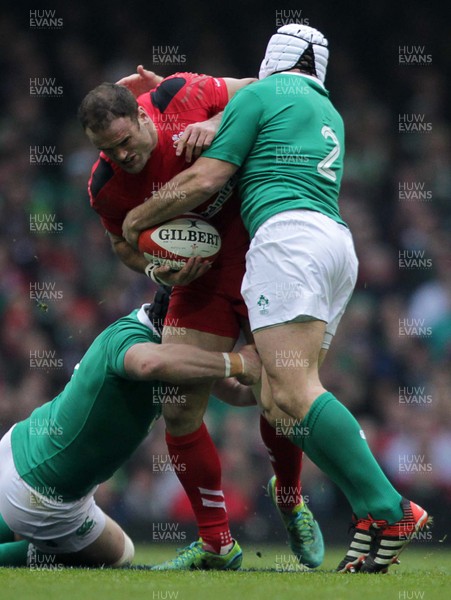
[318,347,328,368]
[162,325,235,352]
[166,271,242,340]
[258,368,292,425]
[162,327,236,431]
[58,513,132,567]
[0,442,131,568]
[254,320,327,420]
[242,210,357,336]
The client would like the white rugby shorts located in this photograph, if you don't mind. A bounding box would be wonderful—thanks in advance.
[0,427,106,554]
[241,209,358,348]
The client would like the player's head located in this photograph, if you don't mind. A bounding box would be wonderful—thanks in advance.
[259,24,329,83]
[78,83,157,173]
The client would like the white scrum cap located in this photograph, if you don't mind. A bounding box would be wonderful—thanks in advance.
[259,24,329,83]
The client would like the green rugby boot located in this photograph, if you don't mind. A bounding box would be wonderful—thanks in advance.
[151,539,243,570]
[268,476,324,568]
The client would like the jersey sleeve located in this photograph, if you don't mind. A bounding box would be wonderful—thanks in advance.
[202,87,264,166]
[88,156,124,236]
[194,74,229,115]
[106,322,157,378]
[154,72,229,116]
[93,207,123,237]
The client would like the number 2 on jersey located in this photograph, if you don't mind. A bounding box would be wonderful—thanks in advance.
[317,126,340,182]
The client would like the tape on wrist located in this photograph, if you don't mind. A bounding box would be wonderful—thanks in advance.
[238,353,245,374]
[144,264,164,285]
[222,352,231,378]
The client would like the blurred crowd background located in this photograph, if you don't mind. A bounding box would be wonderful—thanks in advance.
[0,0,449,547]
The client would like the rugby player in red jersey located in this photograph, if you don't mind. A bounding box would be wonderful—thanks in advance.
[78,69,323,569]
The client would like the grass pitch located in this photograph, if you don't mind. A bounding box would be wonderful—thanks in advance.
[1,545,450,600]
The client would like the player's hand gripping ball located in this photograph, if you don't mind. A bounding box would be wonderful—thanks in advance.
[138,214,221,270]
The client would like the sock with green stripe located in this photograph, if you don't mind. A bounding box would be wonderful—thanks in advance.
[292,392,403,522]
[0,540,29,566]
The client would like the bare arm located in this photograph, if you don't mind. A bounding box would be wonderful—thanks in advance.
[116,65,163,96]
[108,231,149,273]
[222,77,256,100]
[175,113,223,163]
[122,157,238,247]
[124,343,261,385]
[212,378,257,407]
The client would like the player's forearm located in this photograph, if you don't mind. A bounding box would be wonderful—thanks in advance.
[207,112,223,127]
[122,158,237,247]
[223,77,257,99]
[126,165,218,233]
[110,234,149,274]
[153,345,246,383]
[125,343,245,383]
[212,378,257,407]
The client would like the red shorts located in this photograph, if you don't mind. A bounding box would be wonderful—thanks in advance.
[165,258,248,339]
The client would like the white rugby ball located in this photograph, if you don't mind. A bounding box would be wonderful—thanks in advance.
[138,213,221,270]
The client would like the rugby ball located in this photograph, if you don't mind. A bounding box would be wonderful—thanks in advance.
[138,213,221,270]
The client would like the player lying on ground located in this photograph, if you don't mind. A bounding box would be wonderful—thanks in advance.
[0,301,260,568]
[121,25,431,574]
[78,69,323,569]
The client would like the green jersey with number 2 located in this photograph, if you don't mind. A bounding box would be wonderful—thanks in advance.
[202,73,346,238]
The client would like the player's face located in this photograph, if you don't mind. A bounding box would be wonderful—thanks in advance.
[86,108,157,174]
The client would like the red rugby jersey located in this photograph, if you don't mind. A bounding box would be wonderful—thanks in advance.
[88,73,249,263]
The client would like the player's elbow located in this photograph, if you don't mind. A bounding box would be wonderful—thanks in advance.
[134,355,165,379]
[110,239,134,268]
[109,234,128,256]
[111,239,126,258]
[198,174,221,197]
[124,345,166,380]
[188,158,233,198]
[194,168,226,197]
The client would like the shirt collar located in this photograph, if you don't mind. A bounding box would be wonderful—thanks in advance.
[136,304,160,336]
[277,71,326,90]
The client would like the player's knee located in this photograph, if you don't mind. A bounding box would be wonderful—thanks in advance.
[261,406,278,428]
[111,533,135,568]
[162,395,207,433]
[271,386,310,420]
[163,412,204,435]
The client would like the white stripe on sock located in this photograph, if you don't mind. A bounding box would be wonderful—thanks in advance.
[198,487,224,497]
[201,499,226,509]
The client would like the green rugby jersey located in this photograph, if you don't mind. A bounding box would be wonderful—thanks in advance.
[11,306,163,501]
[203,73,346,238]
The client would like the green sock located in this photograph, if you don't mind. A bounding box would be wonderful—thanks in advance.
[0,540,29,566]
[0,514,15,543]
[292,392,403,521]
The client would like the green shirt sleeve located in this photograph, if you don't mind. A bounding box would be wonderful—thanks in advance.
[202,87,264,167]
[106,323,157,378]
